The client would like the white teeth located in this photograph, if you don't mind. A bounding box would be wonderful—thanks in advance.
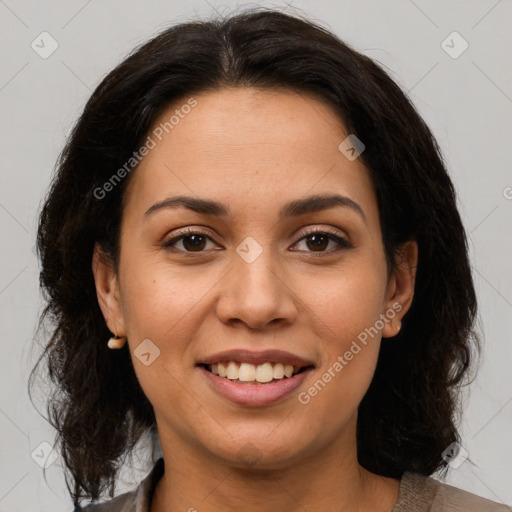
[206,361,305,383]
[273,363,284,379]
[226,361,238,380]
[218,362,227,377]
[284,364,294,378]
[239,362,256,382]
[256,362,274,383]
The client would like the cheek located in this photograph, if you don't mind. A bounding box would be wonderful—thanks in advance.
[120,255,213,339]
[118,259,205,415]
[118,256,223,401]
[296,257,387,400]
[277,273,386,455]
[301,257,387,347]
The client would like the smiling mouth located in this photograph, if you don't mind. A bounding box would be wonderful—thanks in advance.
[199,361,314,385]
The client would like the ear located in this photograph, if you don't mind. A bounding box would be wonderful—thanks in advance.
[382,240,418,338]
[91,242,126,336]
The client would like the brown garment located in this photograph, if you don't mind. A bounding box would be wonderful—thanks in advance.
[79,457,511,511]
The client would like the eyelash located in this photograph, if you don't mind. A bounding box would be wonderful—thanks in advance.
[162,226,353,256]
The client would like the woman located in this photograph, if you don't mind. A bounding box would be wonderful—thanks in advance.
[29,7,511,512]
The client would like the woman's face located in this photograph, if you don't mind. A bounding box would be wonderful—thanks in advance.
[94,87,416,469]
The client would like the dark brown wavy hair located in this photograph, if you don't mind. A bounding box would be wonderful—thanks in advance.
[29,7,480,509]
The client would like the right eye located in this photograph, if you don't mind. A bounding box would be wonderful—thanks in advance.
[162,229,219,253]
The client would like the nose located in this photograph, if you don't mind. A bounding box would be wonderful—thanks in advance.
[215,245,298,331]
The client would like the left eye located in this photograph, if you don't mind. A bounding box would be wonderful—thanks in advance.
[293,231,351,253]
[162,229,351,254]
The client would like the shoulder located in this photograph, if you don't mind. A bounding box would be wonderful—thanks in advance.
[394,471,512,512]
[74,457,165,512]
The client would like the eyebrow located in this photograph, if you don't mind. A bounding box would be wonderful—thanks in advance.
[144,193,366,223]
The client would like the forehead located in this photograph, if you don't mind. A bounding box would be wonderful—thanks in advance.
[122,87,378,227]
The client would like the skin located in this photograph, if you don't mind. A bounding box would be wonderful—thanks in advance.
[92,87,418,512]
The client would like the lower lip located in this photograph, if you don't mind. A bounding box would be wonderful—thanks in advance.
[199,366,313,406]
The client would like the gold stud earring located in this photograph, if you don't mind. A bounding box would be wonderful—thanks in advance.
[107,334,126,349]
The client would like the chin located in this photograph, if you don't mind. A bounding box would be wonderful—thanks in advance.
[200,429,316,471]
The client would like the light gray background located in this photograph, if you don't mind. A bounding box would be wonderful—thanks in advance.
[1,0,511,510]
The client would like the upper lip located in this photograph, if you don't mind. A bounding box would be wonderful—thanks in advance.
[197,349,315,368]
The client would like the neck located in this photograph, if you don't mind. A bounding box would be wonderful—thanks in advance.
[150,418,399,512]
